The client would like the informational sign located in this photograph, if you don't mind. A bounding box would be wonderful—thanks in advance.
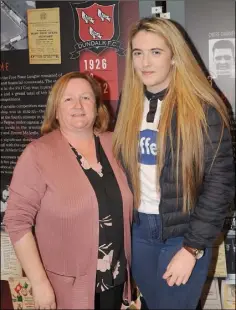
[8,277,35,309]
[1,230,22,279]
[79,49,118,101]
[208,235,227,278]
[221,280,235,310]
[1,2,139,307]
[27,8,61,64]
[201,279,222,309]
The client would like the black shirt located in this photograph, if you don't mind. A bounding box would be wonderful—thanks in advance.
[70,135,126,292]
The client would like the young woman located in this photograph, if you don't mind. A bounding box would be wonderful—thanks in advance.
[113,17,235,309]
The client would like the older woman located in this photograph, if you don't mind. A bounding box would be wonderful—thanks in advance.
[4,72,133,309]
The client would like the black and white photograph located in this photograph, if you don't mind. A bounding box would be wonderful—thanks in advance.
[208,38,235,110]
[225,231,236,285]
[0,184,9,226]
[1,0,35,51]
[209,38,235,80]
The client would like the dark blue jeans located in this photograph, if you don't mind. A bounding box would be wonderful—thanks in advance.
[132,213,212,309]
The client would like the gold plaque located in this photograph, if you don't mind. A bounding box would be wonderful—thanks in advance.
[27,8,61,64]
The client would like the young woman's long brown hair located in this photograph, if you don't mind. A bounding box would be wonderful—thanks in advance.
[113,17,230,211]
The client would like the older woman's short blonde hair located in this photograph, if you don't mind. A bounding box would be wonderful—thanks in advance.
[41,71,110,134]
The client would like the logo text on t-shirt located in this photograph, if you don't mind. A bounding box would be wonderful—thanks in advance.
[139,129,157,165]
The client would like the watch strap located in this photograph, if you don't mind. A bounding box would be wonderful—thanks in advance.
[183,245,198,258]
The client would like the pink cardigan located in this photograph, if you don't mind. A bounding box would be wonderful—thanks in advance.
[4,129,133,309]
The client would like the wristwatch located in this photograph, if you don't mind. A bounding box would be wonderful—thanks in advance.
[183,245,204,259]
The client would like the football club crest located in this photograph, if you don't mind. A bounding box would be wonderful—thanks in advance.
[78,3,115,42]
[70,1,125,58]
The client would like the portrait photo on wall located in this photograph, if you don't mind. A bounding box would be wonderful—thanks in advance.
[208,38,235,111]
[209,38,235,80]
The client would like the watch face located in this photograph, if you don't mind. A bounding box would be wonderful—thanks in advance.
[196,250,204,259]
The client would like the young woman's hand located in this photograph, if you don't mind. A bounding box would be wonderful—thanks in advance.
[162,247,196,286]
[32,279,56,309]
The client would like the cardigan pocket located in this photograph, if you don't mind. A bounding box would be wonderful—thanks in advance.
[45,268,77,309]
[45,268,76,286]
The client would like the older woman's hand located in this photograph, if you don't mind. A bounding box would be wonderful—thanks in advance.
[32,279,56,309]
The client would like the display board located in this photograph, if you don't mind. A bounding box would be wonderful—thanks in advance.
[0,1,139,307]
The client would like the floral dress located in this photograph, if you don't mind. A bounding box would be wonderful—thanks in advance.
[70,136,126,293]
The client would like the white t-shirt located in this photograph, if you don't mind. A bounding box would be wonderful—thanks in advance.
[138,96,162,214]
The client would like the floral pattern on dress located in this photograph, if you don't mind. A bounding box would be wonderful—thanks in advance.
[99,215,112,228]
[96,217,121,291]
[97,245,113,272]
[113,260,120,279]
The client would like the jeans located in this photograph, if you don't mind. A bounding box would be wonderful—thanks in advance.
[132,213,212,309]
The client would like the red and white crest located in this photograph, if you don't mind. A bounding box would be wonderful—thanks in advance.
[77,3,115,42]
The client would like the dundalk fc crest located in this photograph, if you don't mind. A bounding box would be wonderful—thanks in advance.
[70,1,124,58]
